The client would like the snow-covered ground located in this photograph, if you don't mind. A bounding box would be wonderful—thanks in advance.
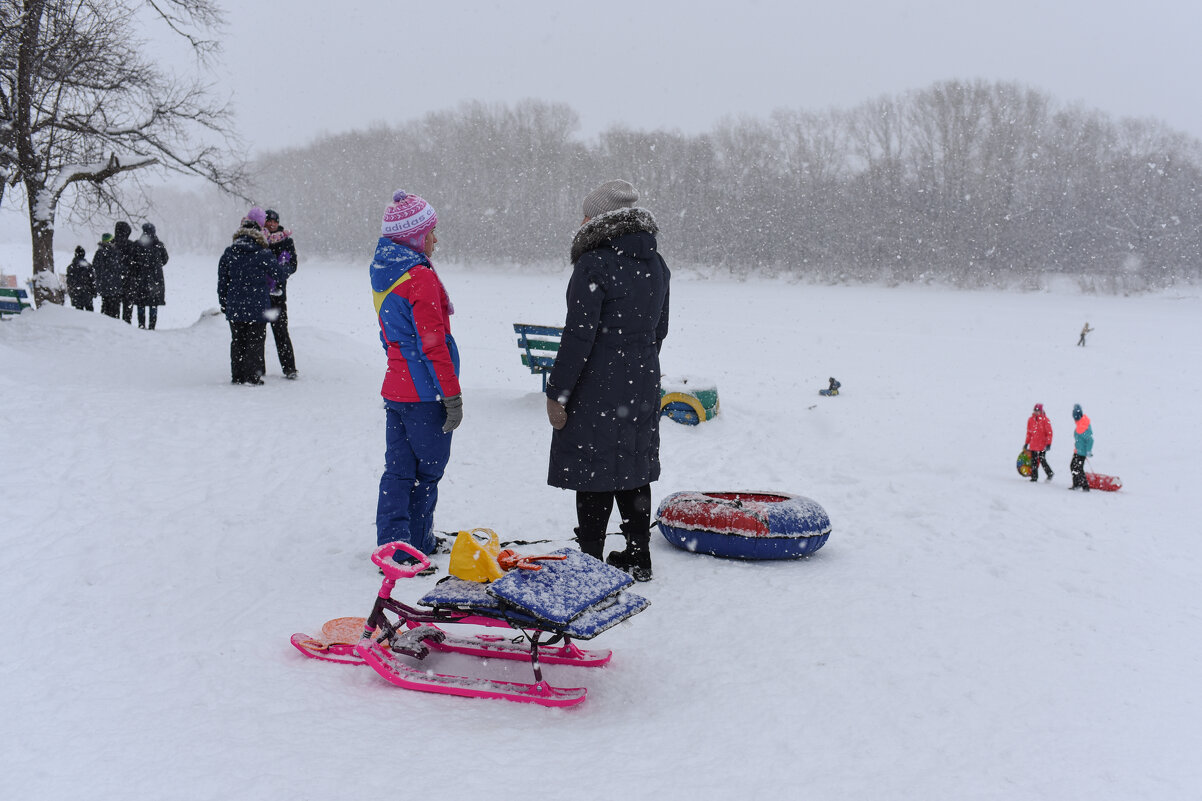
[2,244,1200,800]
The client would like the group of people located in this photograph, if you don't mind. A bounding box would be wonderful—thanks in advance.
[217,207,299,384]
[66,221,169,328]
[369,179,669,582]
[1025,402,1096,491]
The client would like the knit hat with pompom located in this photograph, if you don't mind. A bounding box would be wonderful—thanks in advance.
[382,190,437,249]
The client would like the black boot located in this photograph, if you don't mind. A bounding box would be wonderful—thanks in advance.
[607,520,653,582]
[606,547,653,582]
[574,527,605,561]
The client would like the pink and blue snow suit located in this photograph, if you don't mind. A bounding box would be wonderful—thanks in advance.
[370,237,461,556]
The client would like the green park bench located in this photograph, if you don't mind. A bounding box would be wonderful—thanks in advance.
[513,323,563,391]
[0,287,31,319]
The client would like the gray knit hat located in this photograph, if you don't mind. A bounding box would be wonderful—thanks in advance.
[582,179,639,219]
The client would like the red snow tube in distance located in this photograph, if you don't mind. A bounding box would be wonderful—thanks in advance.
[656,491,831,560]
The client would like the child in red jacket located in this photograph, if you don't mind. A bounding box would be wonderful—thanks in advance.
[1025,403,1054,482]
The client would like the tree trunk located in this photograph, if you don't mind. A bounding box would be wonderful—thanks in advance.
[27,181,64,306]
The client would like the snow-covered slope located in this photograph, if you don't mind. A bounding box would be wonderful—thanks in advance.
[2,250,1200,800]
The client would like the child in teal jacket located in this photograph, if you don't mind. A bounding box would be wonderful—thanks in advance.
[1069,404,1094,491]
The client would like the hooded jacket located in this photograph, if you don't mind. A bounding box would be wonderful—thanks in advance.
[128,223,169,305]
[1025,411,1053,451]
[66,250,96,301]
[218,225,282,322]
[113,221,137,297]
[1073,415,1094,456]
[92,240,124,298]
[370,237,460,403]
[546,207,671,492]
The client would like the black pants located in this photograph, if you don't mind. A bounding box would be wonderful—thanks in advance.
[574,484,652,561]
[136,305,158,329]
[269,296,296,374]
[229,321,267,383]
[100,296,121,318]
[1030,450,1053,480]
[1070,454,1089,489]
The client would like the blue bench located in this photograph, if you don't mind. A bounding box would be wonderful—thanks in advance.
[514,323,563,391]
[0,287,31,319]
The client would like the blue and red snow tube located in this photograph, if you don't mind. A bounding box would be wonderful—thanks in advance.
[656,491,831,560]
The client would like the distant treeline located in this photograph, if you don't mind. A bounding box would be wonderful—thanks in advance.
[157,80,1202,289]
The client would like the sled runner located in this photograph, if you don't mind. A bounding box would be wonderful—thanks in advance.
[291,541,648,707]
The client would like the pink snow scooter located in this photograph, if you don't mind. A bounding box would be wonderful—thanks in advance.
[291,541,649,707]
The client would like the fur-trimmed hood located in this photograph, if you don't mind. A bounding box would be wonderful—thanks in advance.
[232,226,269,248]
[570,207,659,264]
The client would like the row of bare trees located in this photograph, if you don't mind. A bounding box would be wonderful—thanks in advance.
[1,0,243,302]
[6,8,1198,295]
[211,83,1200,289]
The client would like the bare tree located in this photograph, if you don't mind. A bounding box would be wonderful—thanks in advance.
[0,0,244,302]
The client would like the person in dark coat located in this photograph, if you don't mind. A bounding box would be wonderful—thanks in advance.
[128,222,169,329]
[113,221,137,324]
[66,246,96,311]
[263,209,299,378]
[545,179,670,582]
[91,233,124,317]
[110,220,141,322]
[218,208,283,385]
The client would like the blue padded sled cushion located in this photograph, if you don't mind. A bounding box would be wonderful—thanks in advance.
[487,548,633,626]
[558,591,649,639]
[418,577,504,610]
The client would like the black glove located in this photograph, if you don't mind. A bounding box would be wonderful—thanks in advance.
[442,394,463,433]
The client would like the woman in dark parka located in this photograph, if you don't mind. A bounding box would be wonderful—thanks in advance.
[218,210,283,384]
[128,222,169,329]
[66,246,96,311]
[545,179,670,581]
[92,233,124,318]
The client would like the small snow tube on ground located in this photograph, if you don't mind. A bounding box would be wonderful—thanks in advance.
[656,491,831,560]
[660,376,719,425]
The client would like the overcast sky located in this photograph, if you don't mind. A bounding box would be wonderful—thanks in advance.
[188,0,1202,151]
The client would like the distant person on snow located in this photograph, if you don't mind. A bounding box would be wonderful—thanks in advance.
[128,222,169,330]
[1069,403,1094,491]
[113,221,137,324]
[1077,322,1093,346]
[218,207,285,385]
[1024,403,1053,482]
[66,246,96,312]
[263,208,299,379]
[544,179,671,582]
[371,190,462,572]
[92,232,124,318]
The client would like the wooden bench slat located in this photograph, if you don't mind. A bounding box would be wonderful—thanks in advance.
[521,354,557,371]
[513,323,564,337]
[518,338,561,352]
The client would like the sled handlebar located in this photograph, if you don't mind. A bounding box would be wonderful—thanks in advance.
[371,541,432,583]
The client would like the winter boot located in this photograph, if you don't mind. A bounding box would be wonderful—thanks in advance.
[606,523,653,582]
[605,548,652,582]
[574,527,605,561]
